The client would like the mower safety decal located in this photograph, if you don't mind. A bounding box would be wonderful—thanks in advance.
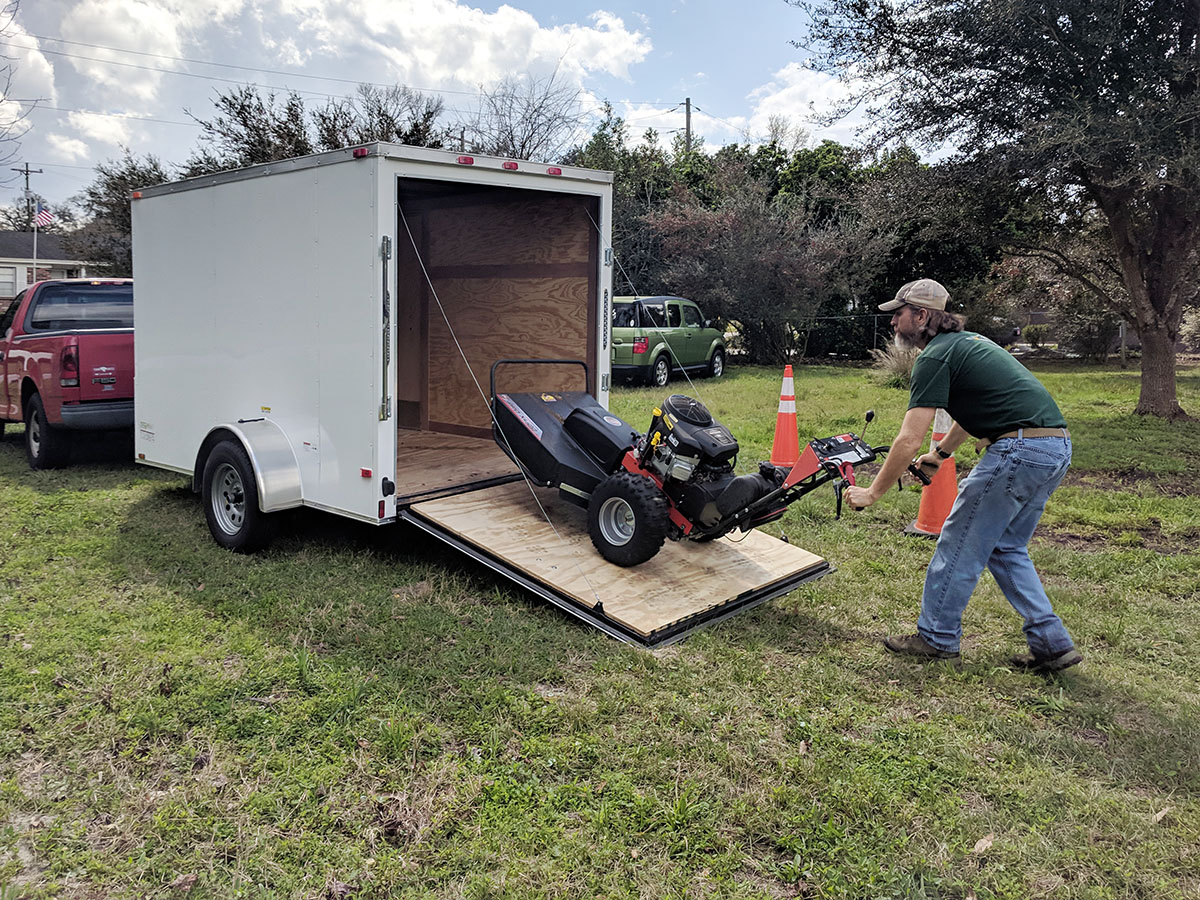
[497,394,543,439]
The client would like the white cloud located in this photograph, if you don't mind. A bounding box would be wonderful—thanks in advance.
[0,99,27,130]
[59,0,186,100]
[45,133,92,162]
[273,0,649,89]
[67,111,134,146]
[746,62,866,146]
[5,28,60,106]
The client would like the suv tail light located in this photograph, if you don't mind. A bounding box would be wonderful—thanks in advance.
[633,337,649,354]
[60,343,80,387]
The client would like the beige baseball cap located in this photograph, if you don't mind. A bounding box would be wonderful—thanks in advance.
[878,278,950,312]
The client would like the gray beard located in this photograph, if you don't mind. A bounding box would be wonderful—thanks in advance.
[893,332,918,351]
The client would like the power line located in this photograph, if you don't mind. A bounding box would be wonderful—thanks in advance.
[16,35,489,99]
[20,33,669,111]
[30,105,198,127]
[0,41,360,100]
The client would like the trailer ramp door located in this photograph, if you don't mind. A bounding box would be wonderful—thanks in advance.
[400,481,830,647]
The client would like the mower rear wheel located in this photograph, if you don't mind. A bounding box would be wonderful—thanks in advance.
[588,471,670,567]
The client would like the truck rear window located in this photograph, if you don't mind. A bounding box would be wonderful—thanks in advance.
[27,283,134,331]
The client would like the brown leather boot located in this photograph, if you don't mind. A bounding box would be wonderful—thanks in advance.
[883,633,960,661]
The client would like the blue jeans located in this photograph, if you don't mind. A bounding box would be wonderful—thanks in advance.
[917,433,1073,656]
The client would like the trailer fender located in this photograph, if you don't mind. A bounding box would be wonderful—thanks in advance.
[194,421,303,513]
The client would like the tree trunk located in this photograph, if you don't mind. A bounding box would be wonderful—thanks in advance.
[1088,180,1195,420]
[1135,325,1186,420]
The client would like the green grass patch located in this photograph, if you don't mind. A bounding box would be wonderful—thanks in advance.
[1,359,1198,898]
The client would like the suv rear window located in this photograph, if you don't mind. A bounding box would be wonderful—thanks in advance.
[613,304,639,327]
[640,301,667,328]
[27,283,134,331]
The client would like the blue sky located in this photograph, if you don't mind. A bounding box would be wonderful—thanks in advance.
[1,0,860,212]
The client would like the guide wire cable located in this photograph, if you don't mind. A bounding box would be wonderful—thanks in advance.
[583,207,754,478]
[397,203,604,607]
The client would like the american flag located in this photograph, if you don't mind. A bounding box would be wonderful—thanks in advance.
[34,202,53,228]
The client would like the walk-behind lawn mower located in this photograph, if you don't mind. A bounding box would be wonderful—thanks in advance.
[490,360,927,567]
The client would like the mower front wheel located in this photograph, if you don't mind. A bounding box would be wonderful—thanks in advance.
[588,472,670,567]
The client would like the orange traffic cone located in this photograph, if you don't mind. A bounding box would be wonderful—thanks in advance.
[770,364,800,467]
[905,408,958,538]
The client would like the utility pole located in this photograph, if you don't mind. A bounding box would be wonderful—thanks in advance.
[686,99,696,156]
[11,163,43,226]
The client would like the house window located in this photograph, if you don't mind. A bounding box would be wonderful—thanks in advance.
[0,266,15,298]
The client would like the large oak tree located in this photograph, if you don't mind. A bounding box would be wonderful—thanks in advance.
[799,0,1199,418]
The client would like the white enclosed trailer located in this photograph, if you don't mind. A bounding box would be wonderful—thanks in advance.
[132,143,829,646]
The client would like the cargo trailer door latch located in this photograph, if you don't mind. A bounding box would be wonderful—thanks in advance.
[380,235,393,421]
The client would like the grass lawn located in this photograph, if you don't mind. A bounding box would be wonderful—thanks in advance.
[1,360,1198,899]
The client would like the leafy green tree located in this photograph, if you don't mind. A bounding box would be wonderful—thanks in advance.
[799,0,1200,418]
[644,156,839,362]
[182,87,314,176]
[182,83,449,178]
[66,150,169,276]
[565,106,674,295]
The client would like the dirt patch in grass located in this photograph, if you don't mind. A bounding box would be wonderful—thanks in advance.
[1059,469,1197,498]
[1036,526,1197,555]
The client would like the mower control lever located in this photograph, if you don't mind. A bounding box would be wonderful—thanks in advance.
[907,462,933,486]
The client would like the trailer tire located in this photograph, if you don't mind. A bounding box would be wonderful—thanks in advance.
[202,440,275,552]
[708,348,725,378]
[588,471,669,567]
[648,355,671,388]
[24,393,65,469]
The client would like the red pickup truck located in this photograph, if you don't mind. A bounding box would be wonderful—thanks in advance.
[0,279,135,468]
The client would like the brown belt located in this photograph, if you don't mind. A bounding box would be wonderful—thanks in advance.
[980,427,1069,450]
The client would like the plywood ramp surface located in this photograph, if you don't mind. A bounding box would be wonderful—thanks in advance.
[407,481,826,640]
[395,430,519,501]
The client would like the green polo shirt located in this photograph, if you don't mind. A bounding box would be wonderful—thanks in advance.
[909,331,1065,440]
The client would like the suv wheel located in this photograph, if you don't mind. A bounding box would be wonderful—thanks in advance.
[708,348,726,378]
[649,355,671,388]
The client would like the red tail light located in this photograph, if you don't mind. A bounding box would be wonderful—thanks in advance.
[633,337,649,355]
[60,343,79,387]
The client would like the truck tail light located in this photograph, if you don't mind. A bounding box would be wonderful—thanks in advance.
[60,343,80,387]
[633,337,649,355]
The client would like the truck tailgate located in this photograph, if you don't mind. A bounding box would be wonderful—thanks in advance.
[401,481,830,647]
[79,333,134,402]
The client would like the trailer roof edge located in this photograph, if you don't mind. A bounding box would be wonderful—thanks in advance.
[132,142,614,199]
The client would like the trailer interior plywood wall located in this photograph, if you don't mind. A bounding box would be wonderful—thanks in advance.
[395,180,598,442]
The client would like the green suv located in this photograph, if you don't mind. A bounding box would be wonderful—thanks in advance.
[610,296,726,387]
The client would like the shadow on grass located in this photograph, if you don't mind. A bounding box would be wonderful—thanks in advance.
[0,425,144,491]
[111,482,856,698]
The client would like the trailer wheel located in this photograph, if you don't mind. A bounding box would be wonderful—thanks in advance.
[648,355,671,388]
[708,348,725,378]
[202,440,275,552]
[24,394,65,469]
[588,471,669,567]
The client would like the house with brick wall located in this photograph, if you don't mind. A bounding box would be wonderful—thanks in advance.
[0,232,92,312]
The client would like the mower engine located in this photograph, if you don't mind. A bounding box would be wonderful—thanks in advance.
[489,359,888,569]
[637,395,784,531]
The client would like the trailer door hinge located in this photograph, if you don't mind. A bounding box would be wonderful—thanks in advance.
[604,248,613,266]
[381,235,392,260]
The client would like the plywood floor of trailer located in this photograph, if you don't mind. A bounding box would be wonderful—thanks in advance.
[395,429,520,502]
[403,481,830,645]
